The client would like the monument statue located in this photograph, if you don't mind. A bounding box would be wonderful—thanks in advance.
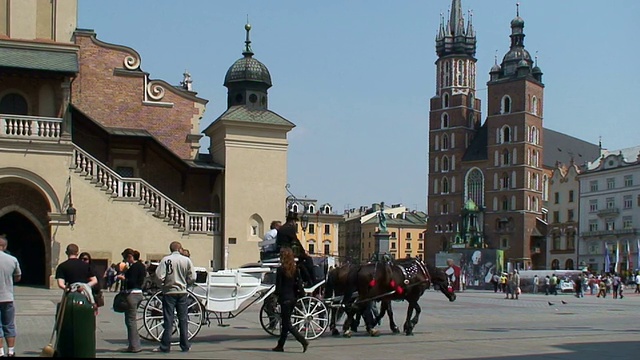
[377,202,387,233]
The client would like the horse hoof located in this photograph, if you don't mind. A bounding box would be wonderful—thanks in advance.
[369,329,380,337]
[343,330,352,338]
[405,332,414,336]
[392,327,400,334]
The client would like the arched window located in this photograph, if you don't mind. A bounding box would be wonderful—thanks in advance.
[502,149,510,165]
[465,168,484,206]
[551,259,560,270]
[502,126,511,143]
[530,126,539,144]
[443,93,450,108]
[532,197,538,211]
[531,173,538,190]
[433,179,439,194]
[0,93,28,115]
[444,61,451,87]
[291,204,299,213]
[565,259,574,270]
[442,134,449,150]
[501,172,510,189]
[532,150,539,167]
[502,196,509,211]
[434,157,439,172]
[442,177,449,193]
[457,60,464,86]
[434,135,440,150]
[442,156,450,172]
[501,95,512,114]
[469,93,475,109]
[308,204,315,213]
[323,205,331,214]
[532,96,538,115]
[441,113,449,128]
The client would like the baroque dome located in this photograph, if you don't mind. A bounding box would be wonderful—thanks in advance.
[224,56,272,87]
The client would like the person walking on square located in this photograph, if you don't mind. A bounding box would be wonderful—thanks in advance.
[510,270,520,300]
[154,242,195,353]
[533,275,539,294]
[272,248,309,353]
[117,249,146,353]
[635,272,640,294]
[544,275,550,295]
[0,235,21,357]
[550,274,558,296]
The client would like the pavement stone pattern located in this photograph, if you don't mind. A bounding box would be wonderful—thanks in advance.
[11,286,640,359]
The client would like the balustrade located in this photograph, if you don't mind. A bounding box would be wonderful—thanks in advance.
[72,146,220,235]
[1,114,62,140]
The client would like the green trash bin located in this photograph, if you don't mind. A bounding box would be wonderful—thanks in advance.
[56,291,96,358]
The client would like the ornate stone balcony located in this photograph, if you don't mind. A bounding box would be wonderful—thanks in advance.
[597,208,620,217]
[1,114,61,140]
[581,228,637,238]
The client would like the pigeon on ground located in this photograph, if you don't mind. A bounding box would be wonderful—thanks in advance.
[548,302,554,306]
[561,300,567,304]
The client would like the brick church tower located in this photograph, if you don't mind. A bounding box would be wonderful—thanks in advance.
[426,1,547,269]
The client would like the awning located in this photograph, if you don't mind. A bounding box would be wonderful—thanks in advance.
[0,47,78,74]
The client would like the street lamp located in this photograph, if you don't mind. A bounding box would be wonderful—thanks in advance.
[301,212,309,234]
[66,203,77,226]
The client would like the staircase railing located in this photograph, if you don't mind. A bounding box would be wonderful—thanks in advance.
[72,145,220,235]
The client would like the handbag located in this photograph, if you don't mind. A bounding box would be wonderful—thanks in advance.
[113,292,129,313]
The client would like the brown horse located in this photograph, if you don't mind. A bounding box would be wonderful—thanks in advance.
[373,257,456,335]
[324,262,393,337]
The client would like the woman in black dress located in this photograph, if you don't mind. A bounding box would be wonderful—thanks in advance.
[117,249,147,353]
[272,248,309,352]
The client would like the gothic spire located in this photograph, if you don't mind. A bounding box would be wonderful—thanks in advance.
[449,0,464,36]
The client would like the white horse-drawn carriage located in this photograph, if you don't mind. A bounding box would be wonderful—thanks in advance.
[137,258,330,344]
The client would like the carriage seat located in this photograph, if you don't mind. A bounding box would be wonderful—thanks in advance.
[191,268,272,313]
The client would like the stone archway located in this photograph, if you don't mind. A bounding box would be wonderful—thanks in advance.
[0,211,46,285]
[0,182,52,286]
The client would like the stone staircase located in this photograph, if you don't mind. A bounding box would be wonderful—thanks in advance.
[71,145,220,235]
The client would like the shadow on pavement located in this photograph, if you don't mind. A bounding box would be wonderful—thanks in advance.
[447,340,639,360]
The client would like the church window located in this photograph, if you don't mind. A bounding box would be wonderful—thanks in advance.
[444,61,451,87]
[512,148,517,164]
[442,156,449,172]
[441,113,449,128]
[532,197,539,212]
[441,177,449,194]
[469,93,475,110]
[532,96,538,115]
[493,197,498,211]
[501,95,512,114]
[443,93,450,108]
[433,180,439,194]
[434,135,439,150]
[511,195,517,210]
[501,126,511,143]
[457,60,464,86]
[502,197,509,211]
[465,168,484,207]
[501,172,510,189]
[442,134,449,150]
[530,126,539,144]
[532,150,539,167]
[502,149,510,165]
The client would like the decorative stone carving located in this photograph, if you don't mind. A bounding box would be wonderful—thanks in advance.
[124,54,141,70]
[146,81,165,101]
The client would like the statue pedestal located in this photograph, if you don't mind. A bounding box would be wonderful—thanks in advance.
[374,231,391,259]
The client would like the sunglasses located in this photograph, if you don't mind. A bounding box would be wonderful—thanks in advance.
[80,258,90,262]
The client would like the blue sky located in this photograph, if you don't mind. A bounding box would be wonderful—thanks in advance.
[78,0,639,214]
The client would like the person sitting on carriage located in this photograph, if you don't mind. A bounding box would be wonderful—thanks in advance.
[276,211,317,286]
[260,220,281,261]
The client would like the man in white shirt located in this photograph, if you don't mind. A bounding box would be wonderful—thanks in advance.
[260,221,281,260]
[0,235,21,357]
[635,272,640,294]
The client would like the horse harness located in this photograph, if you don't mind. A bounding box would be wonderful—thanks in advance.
[396,259,431,289]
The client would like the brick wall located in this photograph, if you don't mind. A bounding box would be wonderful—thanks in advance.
[71,32,205,160]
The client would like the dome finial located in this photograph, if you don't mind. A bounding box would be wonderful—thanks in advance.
[243,16,254,57]
[516,2,520,17]
[494,50,498,65]
[535,51,538,66]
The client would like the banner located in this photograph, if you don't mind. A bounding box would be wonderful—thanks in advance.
[637,239,640,270]
[626,240,631,272]
[615,240,620,274]
[604,243,611,273]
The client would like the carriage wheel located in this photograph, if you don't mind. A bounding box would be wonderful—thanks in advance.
[136,295,155,341]
[143,291,204,344]
[291,296,329,340]
[259,295,281,337]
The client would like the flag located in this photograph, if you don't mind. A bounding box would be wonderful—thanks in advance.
[604,243,611,273]
[615,240,620,274]
[637,238,640,270]
[626,240,631,272]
